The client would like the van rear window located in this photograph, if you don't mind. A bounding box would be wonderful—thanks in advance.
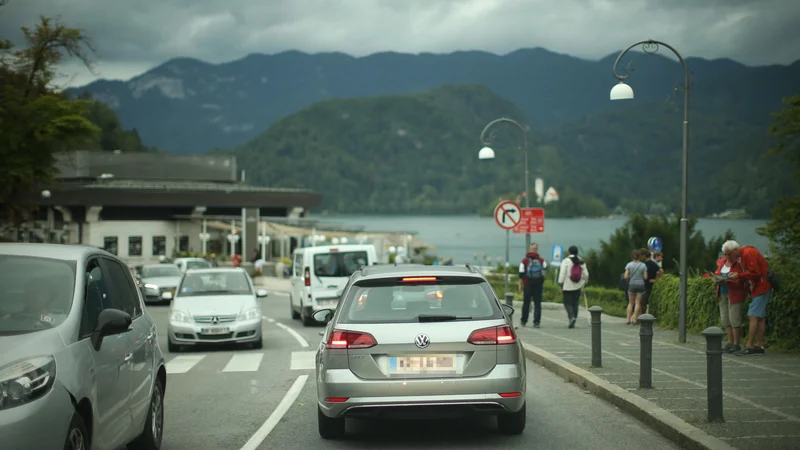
[314,251,368,277]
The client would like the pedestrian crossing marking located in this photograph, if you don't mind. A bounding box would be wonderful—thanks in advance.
[222,353,264,373]
[166,355,206,374]
[290,351,316,371]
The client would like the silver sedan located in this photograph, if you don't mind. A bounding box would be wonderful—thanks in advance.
[167,268,267,352]
[313,264,526,439]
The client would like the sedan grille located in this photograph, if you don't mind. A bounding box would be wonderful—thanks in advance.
[193,315,237,323]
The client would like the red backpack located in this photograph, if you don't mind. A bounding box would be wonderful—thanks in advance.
[569,257,583,282]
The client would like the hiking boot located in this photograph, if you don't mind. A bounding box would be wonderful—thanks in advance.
[736,347,761,356]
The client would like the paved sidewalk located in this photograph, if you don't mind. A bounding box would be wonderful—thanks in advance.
[516,305,800,450]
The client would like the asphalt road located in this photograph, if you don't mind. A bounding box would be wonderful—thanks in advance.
[141,292,680,450]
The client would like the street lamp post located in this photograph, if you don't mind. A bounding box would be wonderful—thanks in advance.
[610,39,691,343]
[478,118,532,249]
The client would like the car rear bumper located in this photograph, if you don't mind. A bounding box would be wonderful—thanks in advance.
[168,319,262,345]
[318,363,525,418]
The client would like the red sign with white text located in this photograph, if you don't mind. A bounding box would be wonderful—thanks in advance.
[513,208,545,234]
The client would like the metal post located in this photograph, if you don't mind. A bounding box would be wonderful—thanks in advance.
[638,314,656,388]
[504,229,510,294]
[260,223,267,261]
[201,219,208,255]
[702,327,725,423]
[589,306,603,368]
[504,292,514,307]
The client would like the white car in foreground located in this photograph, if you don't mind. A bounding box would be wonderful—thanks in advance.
[167,268,267,352]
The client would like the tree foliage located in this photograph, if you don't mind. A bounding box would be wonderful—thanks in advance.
[0,17,99,222]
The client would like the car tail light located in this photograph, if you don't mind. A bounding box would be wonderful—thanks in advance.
[467,325,517,345]
[499,392,522,398]
[325,397,349,403]
[327,330,377,349]
[402,276,437,283]
[304,267,310,287]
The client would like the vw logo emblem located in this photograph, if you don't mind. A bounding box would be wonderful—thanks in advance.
[211,316,219,324]
[414,333,430,349]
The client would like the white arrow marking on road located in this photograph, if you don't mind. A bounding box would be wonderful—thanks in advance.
[166,355,206,374]
[290,351,316,370]
[239,375,309,450]
[222,353,264,373]
[274,321,310,348]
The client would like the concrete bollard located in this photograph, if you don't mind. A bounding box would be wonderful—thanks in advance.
[504,292,514,306]
[702,326,726,423]
[589,306,603,367]
[638,314,656,389]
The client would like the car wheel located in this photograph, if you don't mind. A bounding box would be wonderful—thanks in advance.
[252,337,263,349]
[497,401,526,435]
[167,340,181,353]
[317,406,345,439]
[301,309,314,327]
[290,296,300,320]
[129,377,165,450]
[64,411,89,450]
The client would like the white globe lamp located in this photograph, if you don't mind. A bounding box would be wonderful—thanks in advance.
[610,82,634,101]
[478,146,495,160]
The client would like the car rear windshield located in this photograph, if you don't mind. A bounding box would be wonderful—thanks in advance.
[313,251,368,277]
[186,260,211,270]
[337,277,502,324]
[142,265,181,278]
[179,271,252,296]
[0,255,77,334]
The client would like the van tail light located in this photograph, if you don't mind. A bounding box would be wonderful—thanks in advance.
[499,392,522,398]
[467,325,517,345]
[327,330,377,349]
[304,267,310,287]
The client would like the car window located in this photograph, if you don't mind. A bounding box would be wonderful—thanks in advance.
[141,265,182,278]
[314,251,367,277]
[178,271,252,296]
[81,260,110,337]
[186,260,211,270]
[338,278,501,324]
[99,258,141,318]
[0,255,77,334]
[293,253,303,276]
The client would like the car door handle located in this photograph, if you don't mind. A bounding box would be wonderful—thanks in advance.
[124,353,133,362]
[146,332,154,340]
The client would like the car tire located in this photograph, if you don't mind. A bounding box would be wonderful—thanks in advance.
[497,401,526,435]
[300,301,314,327]
[317,406,345,439]
[252,337,263,350]
[290,296,300,320]
[129,377,165,450]
[167,340,181,353]
[64,411,89,450]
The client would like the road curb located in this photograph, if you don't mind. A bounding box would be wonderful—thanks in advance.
[521,342,737,450]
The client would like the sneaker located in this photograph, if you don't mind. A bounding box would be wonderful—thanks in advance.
[723,343,733,353]
[568,318,576,329]
[736,347,761,356]
[755,346,766,354]
[533,323,540,329]
[730,344,741,353]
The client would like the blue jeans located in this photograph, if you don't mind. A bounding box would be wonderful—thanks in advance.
[522,282,543,325]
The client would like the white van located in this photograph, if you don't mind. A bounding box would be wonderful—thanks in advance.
[289,244,377,326]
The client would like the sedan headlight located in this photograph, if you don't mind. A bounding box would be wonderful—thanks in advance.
[238,307,261,321]
[144,284,159,294]
[0,356,56,411]
[169,310,191,323]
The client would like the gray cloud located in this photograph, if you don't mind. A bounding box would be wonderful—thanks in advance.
[1,0,798,86]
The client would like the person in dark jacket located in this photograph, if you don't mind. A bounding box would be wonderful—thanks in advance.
[518,242,548,328]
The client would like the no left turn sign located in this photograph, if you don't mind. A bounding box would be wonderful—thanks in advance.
[494,200,521,230]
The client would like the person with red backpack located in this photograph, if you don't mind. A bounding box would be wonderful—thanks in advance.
[558,245,590,328]
[518,242,548,328]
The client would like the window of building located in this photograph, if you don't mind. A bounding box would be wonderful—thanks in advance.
[179,235,189,252]
[152,236,166,256]
[103,236,118,255]
[129,236,143,256]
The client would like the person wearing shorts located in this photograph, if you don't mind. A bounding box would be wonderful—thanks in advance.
[624,249,648,325]
[713,254,746,353]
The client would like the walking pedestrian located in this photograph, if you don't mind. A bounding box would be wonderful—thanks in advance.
[640,249,663,314]
[624,249,648,325]
[722,240,773,356]
[518,242,548,328]
[557,245,589,328]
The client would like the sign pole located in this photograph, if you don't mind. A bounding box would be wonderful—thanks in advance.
[504,229,510,296]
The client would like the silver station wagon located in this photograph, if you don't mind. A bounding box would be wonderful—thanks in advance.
[312,264,527,439]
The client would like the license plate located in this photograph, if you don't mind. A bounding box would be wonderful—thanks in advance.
[389,355,457,374]
[201,327,229,335]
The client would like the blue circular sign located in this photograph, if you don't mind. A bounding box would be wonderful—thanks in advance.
[649,237,663,252]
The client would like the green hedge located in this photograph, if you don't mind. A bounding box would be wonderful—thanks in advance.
[485,274,628,318]
[649,253,800,352]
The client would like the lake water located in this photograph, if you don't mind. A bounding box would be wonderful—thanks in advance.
[317,215,769,264]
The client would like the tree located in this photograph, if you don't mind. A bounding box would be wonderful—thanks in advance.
[0,16,99,223]
[758,95,800,254]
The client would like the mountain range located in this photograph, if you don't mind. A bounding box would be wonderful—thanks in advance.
[67,48,800,155]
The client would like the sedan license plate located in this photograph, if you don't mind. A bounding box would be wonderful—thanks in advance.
[201,327,229,335]
[389,354,457,374]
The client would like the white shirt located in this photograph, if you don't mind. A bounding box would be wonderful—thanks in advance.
[558,256,590,291]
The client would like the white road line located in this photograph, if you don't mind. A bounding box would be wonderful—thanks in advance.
[290,351,316,370]
[274,322,310,348]
[165,355,206,374]
[239,375,309,450]
[262,315,276,323]
[222,353,264,373]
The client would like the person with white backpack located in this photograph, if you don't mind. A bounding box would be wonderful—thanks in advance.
[558,246,590,328]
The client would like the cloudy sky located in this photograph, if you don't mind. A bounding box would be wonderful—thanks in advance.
[2,0,799,87]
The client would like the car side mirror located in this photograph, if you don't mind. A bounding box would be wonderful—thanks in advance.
[91,309,132,351]
[256,289,269,298]
[312,309,333,324]
[502,304,515,318]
